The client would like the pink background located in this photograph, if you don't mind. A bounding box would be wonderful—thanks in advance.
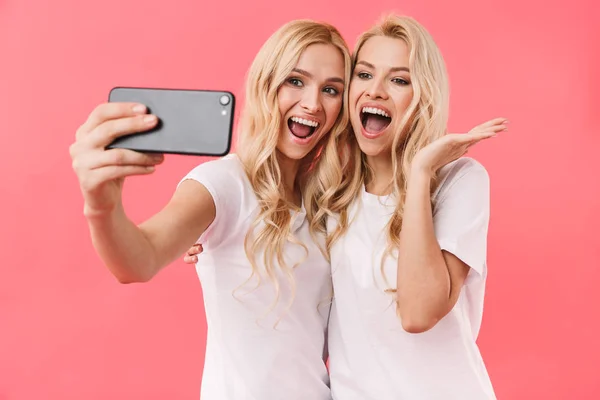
[1,0,598,398]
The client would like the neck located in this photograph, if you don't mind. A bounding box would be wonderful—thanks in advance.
[276,150,302,207]
[364,153,395,196]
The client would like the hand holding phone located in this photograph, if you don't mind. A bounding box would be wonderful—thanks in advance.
[70,102,165,217]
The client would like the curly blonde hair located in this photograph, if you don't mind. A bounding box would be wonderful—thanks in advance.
[235,20,351,309]
[326,14,450,290]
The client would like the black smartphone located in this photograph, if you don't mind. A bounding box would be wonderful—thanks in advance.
[106,87,235,156]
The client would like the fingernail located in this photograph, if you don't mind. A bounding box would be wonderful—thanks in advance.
[146,166,155,171]
[133,104,146,114]
[143,115,157,124]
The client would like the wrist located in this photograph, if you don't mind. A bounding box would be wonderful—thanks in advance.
[83,201,122,220]
[409,162,434,182]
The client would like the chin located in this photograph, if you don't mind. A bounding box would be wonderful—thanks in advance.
[352,134,385,158]
[356,141,387,157]
[276,145,310,161]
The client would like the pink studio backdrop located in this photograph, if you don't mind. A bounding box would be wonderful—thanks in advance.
[1,0,598,398]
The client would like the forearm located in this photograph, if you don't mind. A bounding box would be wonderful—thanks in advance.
[86,204,160,283]
[396,170,450,331]
[85,180,216,284]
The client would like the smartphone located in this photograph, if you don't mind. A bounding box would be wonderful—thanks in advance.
[106,87,235,156]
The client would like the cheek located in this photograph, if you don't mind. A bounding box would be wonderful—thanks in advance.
[394,90,414,114]
[332,97,343,120]
[348,85,361,109]
[324,98,343,127]
[277,87,293,116]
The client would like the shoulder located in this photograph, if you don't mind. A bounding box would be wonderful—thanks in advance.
[439,157,488,182]
[185,154,245,180]
[178,154,249,207]
[434,157,490,201]
[437,157,488,190]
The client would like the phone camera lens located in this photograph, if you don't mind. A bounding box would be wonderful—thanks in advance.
[219,95,230,106]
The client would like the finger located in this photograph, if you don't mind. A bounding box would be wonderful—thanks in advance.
[466,129,500,142]
[187,244,201,255]
[188,244,204,256]
[86,114,158,148]
[183,255,198,264]
[471,117,509,133]
[81,102,148,134]
[90,165,157,184]
[477,117,508,128]
[448,132,480,144]
[466,132,497,149]
[488,124,507,133]
[472,124,507,135]
[478,129,502,138]
[87,149,164,170]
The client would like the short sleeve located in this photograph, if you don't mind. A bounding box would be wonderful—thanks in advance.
[433,158,490,280]
[177,155,244,249]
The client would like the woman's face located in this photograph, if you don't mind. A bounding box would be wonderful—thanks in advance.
[276,43,346,162]
[349,35,414,158]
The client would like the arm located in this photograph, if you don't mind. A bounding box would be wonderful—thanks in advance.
[395,118,505,333]
[395,169,470,333]
[71,102,216,283]
[86,180,215,283]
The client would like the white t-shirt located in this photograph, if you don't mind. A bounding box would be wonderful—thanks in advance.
[180,155,333,400]
[327,157,496,400]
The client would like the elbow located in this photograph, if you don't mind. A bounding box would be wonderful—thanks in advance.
[112,269,153,285]
[400,316,439,334]
[397,304,442,334]
[115,275,142,284]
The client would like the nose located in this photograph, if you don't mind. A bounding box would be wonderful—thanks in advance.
[365,76,389,100]
[300,87,322,114]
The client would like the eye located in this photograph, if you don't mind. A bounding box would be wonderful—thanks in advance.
[357,72,372,80]
[392,77,410,85]
[323,87,339,96]
[287,77,303,87]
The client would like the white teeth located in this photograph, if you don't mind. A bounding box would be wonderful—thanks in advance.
[361,107,390,118]
[291,116,319,128]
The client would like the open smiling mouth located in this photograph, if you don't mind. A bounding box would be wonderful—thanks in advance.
[361,106,392,135]
[288,116,319,139]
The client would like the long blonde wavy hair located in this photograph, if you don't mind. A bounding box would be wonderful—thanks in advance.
[326,15,450,290]
[235,20,351,307]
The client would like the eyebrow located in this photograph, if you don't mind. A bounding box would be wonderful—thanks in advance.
[356,60,410,73]
[292,68,345,85]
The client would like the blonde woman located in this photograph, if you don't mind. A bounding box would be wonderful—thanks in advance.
[187,15,503,400]
[323,15,502,399]
[69,20,351,400]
